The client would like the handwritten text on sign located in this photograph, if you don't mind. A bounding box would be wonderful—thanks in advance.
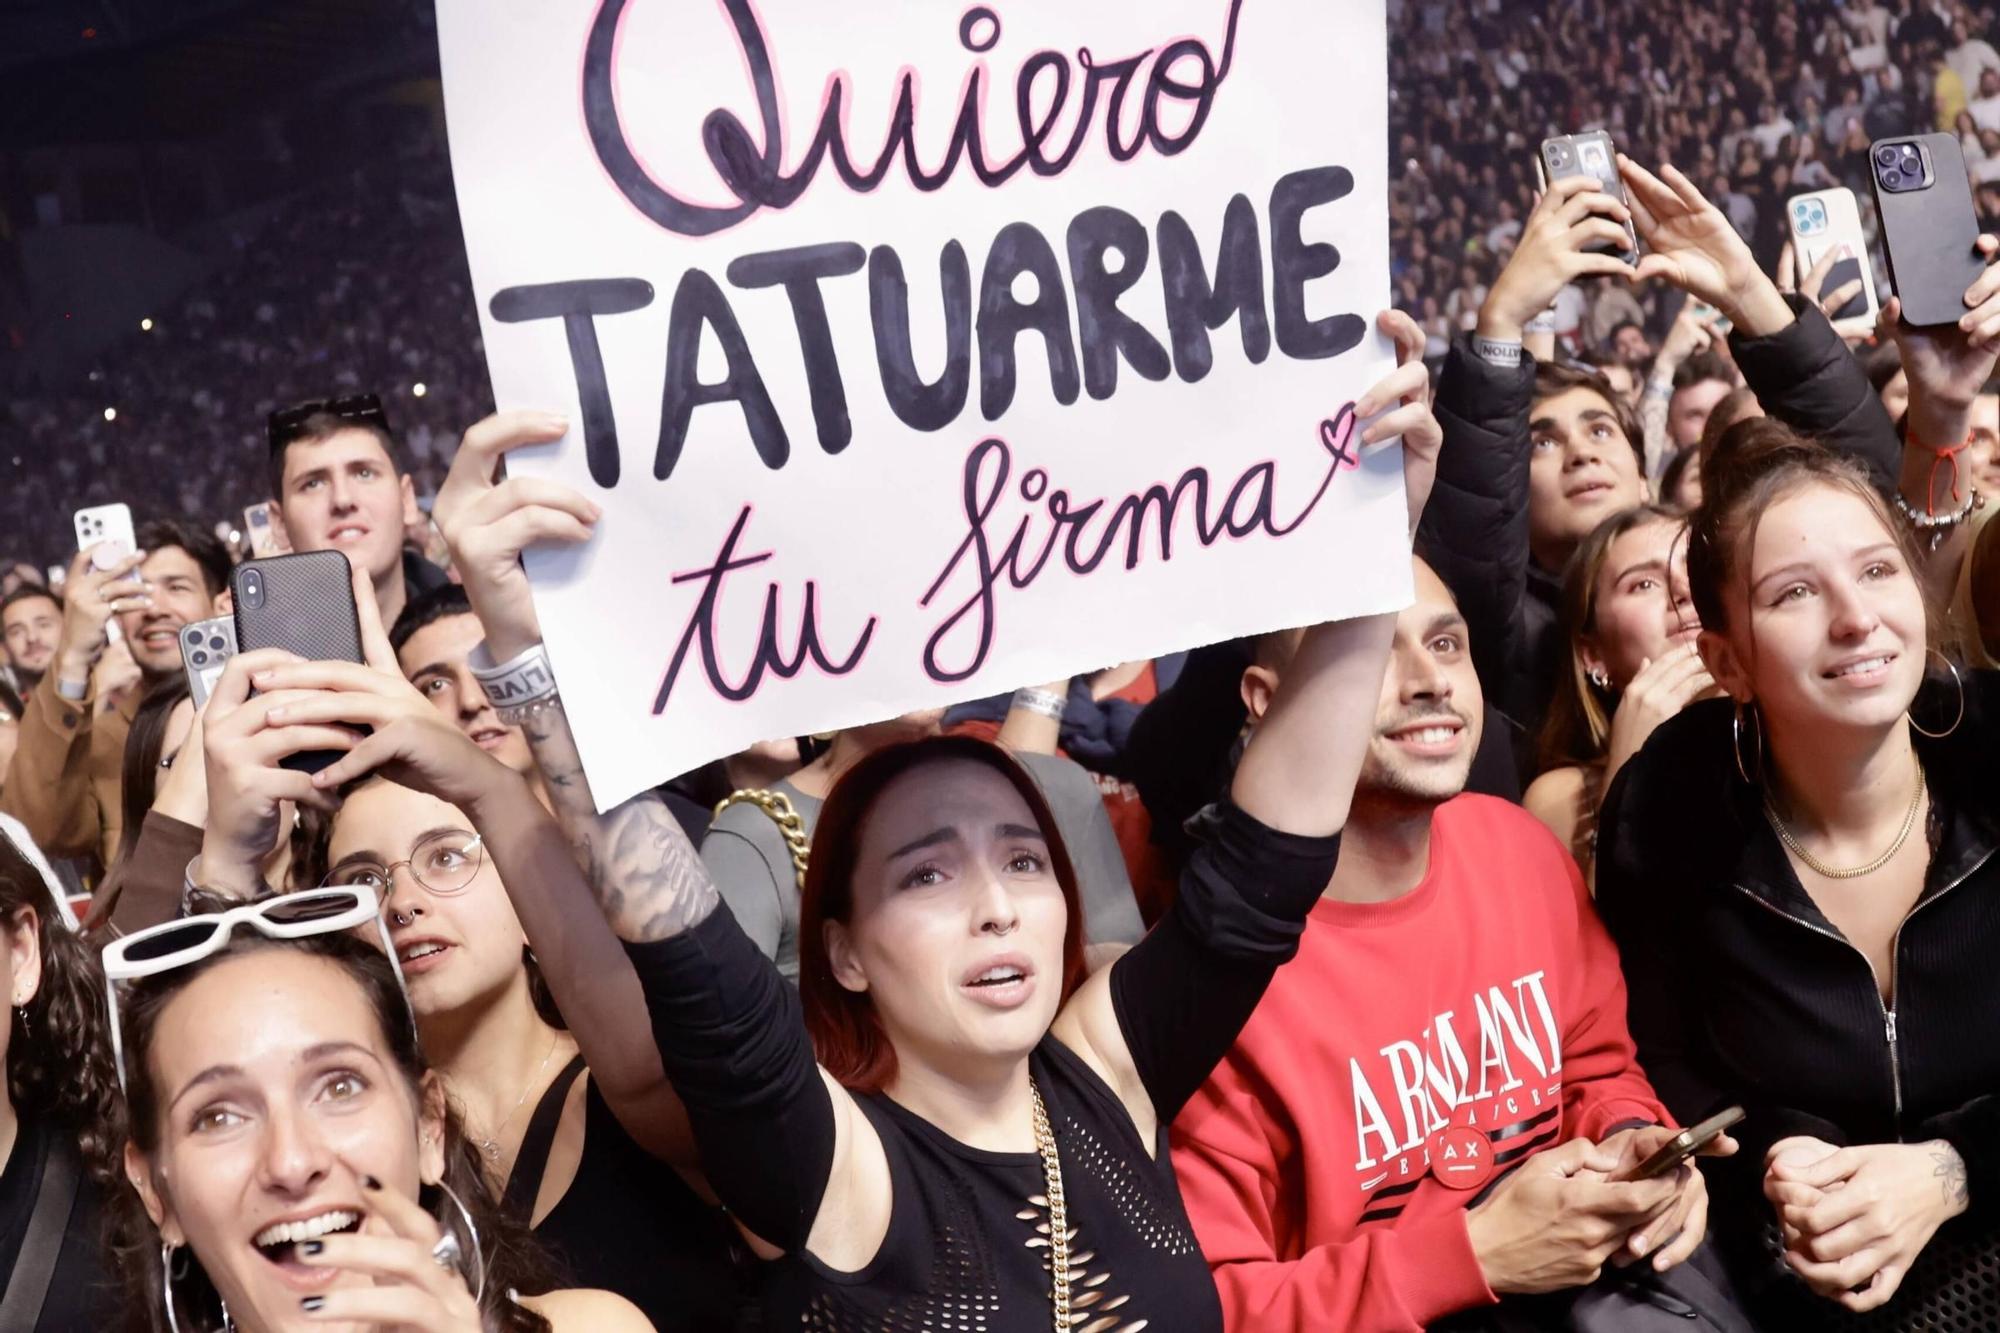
[437,0,1405,808]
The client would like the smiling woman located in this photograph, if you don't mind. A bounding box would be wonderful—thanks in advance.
[108,913,654,1333]
[1596,424,2000,1327]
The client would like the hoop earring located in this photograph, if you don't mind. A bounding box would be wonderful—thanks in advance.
[160,1244,182,1333]
[1732,701,1764,786]
[162,1241,233,1333]
[1587,666,1611,690]
[433,1180,487,1303]
[1904,648,1968,740]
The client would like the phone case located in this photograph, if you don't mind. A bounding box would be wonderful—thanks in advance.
[232,551,365,772]
[73,503,136,570]
[1787,187,1880,334]
[179,617,238,710]
[1538,132,1639,264]
[1872,134,1984,328]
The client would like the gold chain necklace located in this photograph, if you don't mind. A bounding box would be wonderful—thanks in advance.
[1028,1079,1071,1332]
[476,1032,563,1163]
[712,788,811,890]
[1766,765,1926,881]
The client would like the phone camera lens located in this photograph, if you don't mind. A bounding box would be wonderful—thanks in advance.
[209,635,226,650]
[191,650,208,666]
[1877,145,1901,167]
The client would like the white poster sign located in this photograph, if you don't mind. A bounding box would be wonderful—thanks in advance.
[437,0,1406,809]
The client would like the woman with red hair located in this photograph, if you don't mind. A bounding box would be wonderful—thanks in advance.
[416,313,1441,1329]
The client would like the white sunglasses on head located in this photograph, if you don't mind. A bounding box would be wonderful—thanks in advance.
[103,886,413,1093]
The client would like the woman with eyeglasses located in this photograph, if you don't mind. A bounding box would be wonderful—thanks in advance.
[186,581,747,1331]
[104,886,653,1332]
[397,319,1438,1329]
[0,814,121,1329]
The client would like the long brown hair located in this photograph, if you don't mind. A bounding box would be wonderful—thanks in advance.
[111,931,557,1333]
[0,828,121,1184]
[797,736,1088,1094]
[1539,503,1688,772]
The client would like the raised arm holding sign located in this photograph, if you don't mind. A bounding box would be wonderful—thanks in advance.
[437,0,1403,807]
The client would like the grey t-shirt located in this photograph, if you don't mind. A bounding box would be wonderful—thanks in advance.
[701,750,1145,981]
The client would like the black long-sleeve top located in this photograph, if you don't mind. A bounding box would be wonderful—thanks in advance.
[1597,680,2000,1325]
[1418,299,1899,763]
[625,799,1340,1329]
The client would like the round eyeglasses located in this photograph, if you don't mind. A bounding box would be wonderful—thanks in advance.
[321,829,485,897]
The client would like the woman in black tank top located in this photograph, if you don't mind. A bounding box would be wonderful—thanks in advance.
[320,776,746,1330]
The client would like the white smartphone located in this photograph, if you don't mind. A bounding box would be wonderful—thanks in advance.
[1787,187,1880,338]
[73,502,137,572]
[179,617,238,709]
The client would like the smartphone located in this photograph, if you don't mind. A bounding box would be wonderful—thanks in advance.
[243,502,291,559]
[231,551,365,773]
[1615,1106,1746,1182]
[1788,187,1880,337]
[1537,131,1640,264]
[179,617,238,710]
[73,502,136,572]
[1871,134,1984,328]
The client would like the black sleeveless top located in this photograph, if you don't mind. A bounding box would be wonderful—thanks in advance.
[628,799,1343,1332]
[504,1056,748,1331]
[775,1039,1218,1331]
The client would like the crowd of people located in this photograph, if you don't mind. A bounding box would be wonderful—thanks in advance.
[6,3,2000,1332]
[1,129,491,565]
[1391,0,2000,355]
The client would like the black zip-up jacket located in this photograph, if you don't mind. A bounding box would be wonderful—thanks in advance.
[1596,684,2000,1300]
[1418,299,1899,768]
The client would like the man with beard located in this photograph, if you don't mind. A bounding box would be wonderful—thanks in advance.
[1169,557,1752,1331]
[0,519,229,872]
[0,584,63,692]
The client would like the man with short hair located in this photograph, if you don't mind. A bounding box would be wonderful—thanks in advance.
[1609,319,1652,367]
[1668,353,1736,451]
[1,519,231,869]
[389,582,539,787]
[1172,559,1753,1332]
[268,394,446,630]
[0,586,62,692]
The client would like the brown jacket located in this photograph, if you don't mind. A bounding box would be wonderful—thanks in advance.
[0,669,136,874]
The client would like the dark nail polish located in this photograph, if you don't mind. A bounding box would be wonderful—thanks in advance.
[300,1295,325,1312]
[300,1240,324,1256]
[362,1175,381,1191]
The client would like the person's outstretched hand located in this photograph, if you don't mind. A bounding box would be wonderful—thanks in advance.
[1621,158,1791,336]
[1360,309,1443,537]
[432,412,600,662]
[1476,176,1638,343]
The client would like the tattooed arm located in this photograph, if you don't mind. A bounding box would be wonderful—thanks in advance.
[518,696,720,942]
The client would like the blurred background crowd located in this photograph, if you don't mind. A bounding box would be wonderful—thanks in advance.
[1,0,1994,563]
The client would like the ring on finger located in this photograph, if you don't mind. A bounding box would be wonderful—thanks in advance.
[431,1233,462,1271]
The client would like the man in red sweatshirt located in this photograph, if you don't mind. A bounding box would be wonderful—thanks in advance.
[1171,558,1752,1331]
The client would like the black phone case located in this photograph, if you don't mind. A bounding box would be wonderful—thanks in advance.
[232,550,365,774]
[1873,133,1985,328]
[1822,256,1869,321]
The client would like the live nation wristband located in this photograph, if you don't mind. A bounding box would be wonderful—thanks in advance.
[1523,308,1557,335]
[468,640,560,716]
[1472,336,1523,368]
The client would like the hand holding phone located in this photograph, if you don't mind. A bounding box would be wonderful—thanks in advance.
[1871,134,1984,329]
[232,551,367,774]
[1612,1107,1745,1182]
[1480,171,1638,340]
[73,503,136,572]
